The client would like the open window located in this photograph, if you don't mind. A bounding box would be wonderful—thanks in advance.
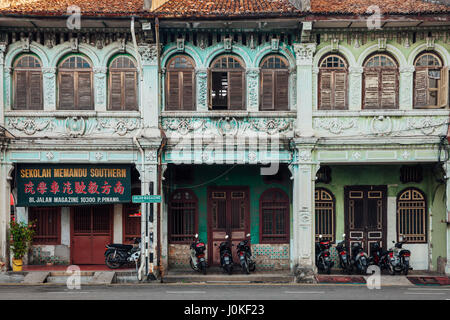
[414,52,448,109]
[210,55,245,110]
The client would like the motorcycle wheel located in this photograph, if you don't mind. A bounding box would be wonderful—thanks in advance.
[388,264,396,275]
[225,264,233,275]
[189,258,197,271]
[346,264,353,275]
[249,262,256,272]
[105,252,121,269]
[242,261,249,274]
[200,261,207,275]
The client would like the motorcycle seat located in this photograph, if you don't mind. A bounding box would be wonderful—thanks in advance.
[107,244,133,250]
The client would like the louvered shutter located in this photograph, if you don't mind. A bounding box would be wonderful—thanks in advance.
[260,71,274,110]
[77,72,93,110]
[439,67,448,108]
[182,71,194,110]
[29,72,42,110]
[13,71,28,110]
[166,71,179,110]
[229,71,244,110]
[109,72,122,110]
[59,72,75,109]
[364,71,380,109]
[414,69,429,107]
[319,71,333,110]
[124,72,138,110]
[334,72,347,110]
[275,71,289,110]
[380,70,397,109]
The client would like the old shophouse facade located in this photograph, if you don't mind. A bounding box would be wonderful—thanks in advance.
[0,0,449,276]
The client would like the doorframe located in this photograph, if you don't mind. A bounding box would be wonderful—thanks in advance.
[206,186,250,265]
[70,205,114,264]
[344,185,388,251]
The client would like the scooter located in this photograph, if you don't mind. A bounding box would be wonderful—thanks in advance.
[336,234,352,274]
[368,241,390,272]
[218,235,233,275]
[105,237,141,269]
[189,234,207,274]
[315,234,334,274]
[236,233,256,274]
[350,240,368,275]
[386,236,412,275]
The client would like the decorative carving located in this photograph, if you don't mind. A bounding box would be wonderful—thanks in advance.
[352,151,362,160]
[8,118,54,135]
[46,152,54,160]
[314,118,357,134]
[176,38,185,52]
[93,67,107,106]
[224,38,232,51]
[246,68,259,109]
[331,38,339,52]
[294,43,316,65]
[299,210,311,224]
[271,38,280,52]
[95,152,104,161]
[44,33,56,48]
[298,150,312,162]
[65,117,86,137]
[378,37,387,50]
[138,44,158,65]
[96,118,141,136]
[162,118,205,136]
[370,116,393,136]
[196,70,208,109]
[217,117,238,136]
[145,150,157,162]
[250,118,292,135]
[406,117,447,135]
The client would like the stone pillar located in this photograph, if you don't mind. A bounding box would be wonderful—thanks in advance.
[93,67,107,112]
[3,67,11,112]
[195,67,208,111]
[0,42,6,123]
[399,66,415,110]
[290,141,318,280]
[293,43,316,137]
[42,67,56,111]
[348,66,363,111]
[246,67,260,112]
[138,44,160,133]
[445,161,450,275]
[0,161,12,265]
[289,67,297,111]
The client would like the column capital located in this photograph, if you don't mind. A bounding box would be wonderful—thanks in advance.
[138,43,160,66]
[349,66,364,74]
[399,66,415,74]
[293,43,316,66]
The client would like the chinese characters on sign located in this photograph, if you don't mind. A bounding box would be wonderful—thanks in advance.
[16,164,131,206]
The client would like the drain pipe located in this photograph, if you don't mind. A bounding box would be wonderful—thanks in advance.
[131,16,147,281]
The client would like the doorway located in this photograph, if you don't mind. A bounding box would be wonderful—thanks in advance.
[71,205,113,264]
[207,187,250,265]
[344,186,387,255]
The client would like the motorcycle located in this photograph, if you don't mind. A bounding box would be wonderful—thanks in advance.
[105,237,141,269]
[368,241,390,272]
[189,234,207,275]
[218,235,234,275]
[315,234,334,274]
[236,233,256,274]
[386,237,411,275]
[335,234,352,274]
[350,240,368,275]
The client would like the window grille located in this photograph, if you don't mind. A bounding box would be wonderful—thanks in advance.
[397,188,427,243]
[169,189,198,243]
[260,188,289,243]
[29,207,60,245]
[315,188,335,242]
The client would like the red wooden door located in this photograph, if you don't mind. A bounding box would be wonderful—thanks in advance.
[208,187,250,265]
[71,205,112,264]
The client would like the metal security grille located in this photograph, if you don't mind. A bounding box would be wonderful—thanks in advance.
[123,204,141,243]
[397,188,427,243]
[29,207,60,244]
[315,188,335,242]
[73,206,111,235]
[260,188,289,243]
[169,189,197,243]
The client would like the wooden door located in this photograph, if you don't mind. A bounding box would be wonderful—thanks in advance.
[71,205,112,264]
[344,186,387,255]
[208,187,250,265]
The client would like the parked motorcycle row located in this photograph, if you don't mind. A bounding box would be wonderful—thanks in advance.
[316,234,412,275]
[190,233,256,275]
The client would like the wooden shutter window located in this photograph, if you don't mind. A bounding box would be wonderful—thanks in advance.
[318,55,348,110]
[13,55,43,110]
[414,53,446,109]
[58,56,93,110]
[210,55,245,110]
[108,56,138,111]
[363,54,398,110]
[165,56,195,111]
[259,55,289,111]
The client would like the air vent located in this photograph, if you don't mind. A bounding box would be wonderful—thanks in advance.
[400,165,423,184]
[316,166,331,184]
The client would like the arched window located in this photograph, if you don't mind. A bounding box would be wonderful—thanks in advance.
[259,188,289,243]
[109,56,138,111]
[363,54,399,109]
[315,188,335,242]
[260,55,289,111]
[397,188,427,243]
[58,55,93,110]
[169,189,198,243]
[318,55,348,110]
[414,52,448,108]
[13,55,43,110]
[165,55,195,111]
[210,55,245,110]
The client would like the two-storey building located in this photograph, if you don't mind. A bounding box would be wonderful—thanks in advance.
[0,0,449,277]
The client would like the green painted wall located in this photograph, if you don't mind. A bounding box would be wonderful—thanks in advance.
[316,164,447,270]
[165,164,292,245]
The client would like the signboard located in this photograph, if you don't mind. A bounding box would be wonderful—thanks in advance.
[16,163,131,207]
[132,195,161,203]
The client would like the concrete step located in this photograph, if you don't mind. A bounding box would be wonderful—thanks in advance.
[162,270,294,284]
[23,271,49,284]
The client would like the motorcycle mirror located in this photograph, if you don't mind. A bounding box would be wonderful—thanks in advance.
[319,234,323,239]
[342,233,346,238]
[246,233,250,237]
[195,234,198,238]
[399,235,404,242]
[225,235,229,239]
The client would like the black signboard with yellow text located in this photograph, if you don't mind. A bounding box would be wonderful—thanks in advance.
[16,164,131,207]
